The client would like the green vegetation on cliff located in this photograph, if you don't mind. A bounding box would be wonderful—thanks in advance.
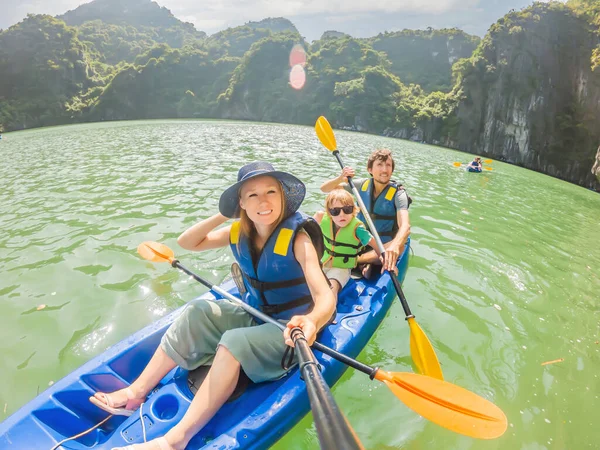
[448,2,600,188]
[367,29,480,92]
[0,0,599,189]
[0,0,477,133]
[567,0,600,70]
[0,15,96,130]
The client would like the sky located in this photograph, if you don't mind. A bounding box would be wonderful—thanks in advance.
[0,0,561,40]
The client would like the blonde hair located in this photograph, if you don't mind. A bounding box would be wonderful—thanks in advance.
[325,188,356,217]
[238,179,287,250]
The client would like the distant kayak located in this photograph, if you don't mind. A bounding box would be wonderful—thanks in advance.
[467,167,482,173]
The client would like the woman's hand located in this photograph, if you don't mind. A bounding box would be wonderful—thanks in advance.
[283,315,318,346]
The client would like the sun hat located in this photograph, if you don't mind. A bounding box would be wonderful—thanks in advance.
[218,161,306,219]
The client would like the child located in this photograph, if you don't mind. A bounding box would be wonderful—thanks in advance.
[314,189,379,297]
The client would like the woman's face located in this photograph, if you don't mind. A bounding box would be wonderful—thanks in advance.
[239,176,283,226]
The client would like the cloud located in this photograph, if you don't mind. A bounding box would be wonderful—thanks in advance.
[0,0,562,41]
[0,0,82,30]
[160,0,481,31]
[172,0,480,17]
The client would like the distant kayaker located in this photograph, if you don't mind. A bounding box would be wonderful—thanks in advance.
[321,149,411,277]
[314,188,380,297]
[89,161,335,450]
[467,157,482,172]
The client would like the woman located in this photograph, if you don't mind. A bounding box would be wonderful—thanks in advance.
[89,162,336,450]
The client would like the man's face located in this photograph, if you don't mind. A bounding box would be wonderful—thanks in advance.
[368,158,394,184]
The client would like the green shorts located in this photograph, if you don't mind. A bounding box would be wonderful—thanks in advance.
[160,298,294,383]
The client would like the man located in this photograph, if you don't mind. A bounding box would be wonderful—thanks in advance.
[320,149,410,275]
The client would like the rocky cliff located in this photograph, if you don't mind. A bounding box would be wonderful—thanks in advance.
[452,3,600,190]
[593,146,600,181]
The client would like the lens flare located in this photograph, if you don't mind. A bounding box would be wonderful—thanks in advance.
[289,44,306,67]
[289,64,306,90]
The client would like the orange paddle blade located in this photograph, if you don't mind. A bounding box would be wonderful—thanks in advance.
[452,162,462,167]
[484,167,493,171]
[374,371,507,439]
[137,241,175,263]
[483,159,492,164]
[408,317,443,380]
[315,116,337,152]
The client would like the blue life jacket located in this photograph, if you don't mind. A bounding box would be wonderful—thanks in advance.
[229,211,324,320]
[357,179,410,244]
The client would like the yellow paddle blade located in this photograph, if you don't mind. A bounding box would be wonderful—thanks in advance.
[315,116,337,151]
[483,159,492,164]
[452,162,462,167]
[408,318,444,380]
[374,371,507,439]
[484,167,493,171]
[137,241,175,263]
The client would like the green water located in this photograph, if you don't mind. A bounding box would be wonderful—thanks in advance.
[1,120,598,449]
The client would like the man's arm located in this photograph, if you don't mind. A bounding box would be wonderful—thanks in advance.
[391,209,410,250]
[320,167,355,193]
[378,186,411,269]
[377,209,410,272]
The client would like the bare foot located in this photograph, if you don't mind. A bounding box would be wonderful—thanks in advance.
[361,264,372,279]
[90,386,145,416]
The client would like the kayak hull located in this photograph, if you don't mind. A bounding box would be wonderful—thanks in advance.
[0,240,410,449]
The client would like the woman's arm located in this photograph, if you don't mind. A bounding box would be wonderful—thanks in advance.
[283,232,336,346]
[177,213,232,252]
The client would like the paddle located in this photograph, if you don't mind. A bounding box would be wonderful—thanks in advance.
[138,242,363,450]
[138,242,507,440]
[315,116,444,381]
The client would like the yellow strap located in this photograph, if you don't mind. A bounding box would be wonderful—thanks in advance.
[361,179,370,191]
[385,187,397,201]
[230,221,240,245]
[273,228,293,256]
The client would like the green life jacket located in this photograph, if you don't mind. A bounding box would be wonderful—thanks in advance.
[320,214,364,269]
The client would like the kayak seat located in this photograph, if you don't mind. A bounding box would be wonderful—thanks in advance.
[187,366,252,403]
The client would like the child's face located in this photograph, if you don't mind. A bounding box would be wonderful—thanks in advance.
[328,200,354,228]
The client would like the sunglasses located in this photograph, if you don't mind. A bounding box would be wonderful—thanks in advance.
[329,205,354,216]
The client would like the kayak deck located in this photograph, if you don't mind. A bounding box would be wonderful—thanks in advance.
[0,241,410,449]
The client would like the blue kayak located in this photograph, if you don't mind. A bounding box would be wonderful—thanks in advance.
[0,240,410,449]
[467,167,482,172]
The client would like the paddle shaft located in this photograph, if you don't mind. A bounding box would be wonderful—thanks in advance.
[292,329,364,450]
[332,151,414,319]
[171,260,363,450]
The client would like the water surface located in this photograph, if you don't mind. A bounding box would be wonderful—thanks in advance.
[1,120,598,449]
